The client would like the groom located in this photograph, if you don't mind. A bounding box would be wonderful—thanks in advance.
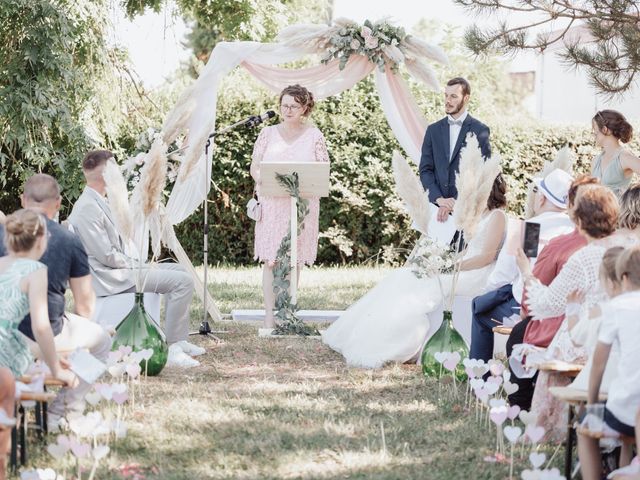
[419,77,491,223]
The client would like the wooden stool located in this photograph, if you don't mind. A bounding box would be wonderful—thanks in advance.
[492,325,513,336]
[550,386,608,479]
[10,391,56,472]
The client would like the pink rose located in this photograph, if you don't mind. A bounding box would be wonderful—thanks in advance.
[350,39,361,50]
[360,26,372,39]
[365,35,379,49]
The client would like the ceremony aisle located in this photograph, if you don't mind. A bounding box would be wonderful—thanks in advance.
[25,266,553,479]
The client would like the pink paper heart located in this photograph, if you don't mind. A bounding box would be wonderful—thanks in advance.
[70,440,91,459]
[465,366,475,377]
[118,345,133,356]
[434,352,448,364]
[519,410,538,426]
[470,378,484,390]
[487,376,503,386]
[525,425,545,444]
[126,363,141,378]
[47,442,68,459]
[473,386,489,402]
[503,425,522,443]
[507,405,521,420]
[490,407,508,426]
[489,360,505,376]
[504,381,519,395]
[484,381,500,395]
[112,392,129,405]
[529,452,546,468]
[443,357,459,372]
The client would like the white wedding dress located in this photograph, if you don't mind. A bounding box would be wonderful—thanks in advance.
[322,210,504,368]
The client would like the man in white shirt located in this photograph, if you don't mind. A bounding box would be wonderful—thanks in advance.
[469,169,575,362]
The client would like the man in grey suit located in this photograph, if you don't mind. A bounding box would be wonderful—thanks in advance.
[419,77,491,223]
[69,150,203,367]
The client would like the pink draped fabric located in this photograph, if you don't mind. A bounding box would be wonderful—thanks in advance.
[383,68,428,158]
[241,56,375,100]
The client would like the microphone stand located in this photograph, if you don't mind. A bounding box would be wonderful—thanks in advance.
[189,114,272,341]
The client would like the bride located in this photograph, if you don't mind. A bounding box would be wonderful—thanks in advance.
[322,174,507,368]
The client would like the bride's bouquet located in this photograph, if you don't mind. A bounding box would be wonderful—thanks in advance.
[408,236,456,279]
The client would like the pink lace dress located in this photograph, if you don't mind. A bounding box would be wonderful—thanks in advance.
[252,125,329,265]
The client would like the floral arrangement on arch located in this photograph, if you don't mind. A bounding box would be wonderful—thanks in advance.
[320,19,407,72]
[277,17,449,90]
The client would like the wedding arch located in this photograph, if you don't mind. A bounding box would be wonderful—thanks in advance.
[146,18,449,320]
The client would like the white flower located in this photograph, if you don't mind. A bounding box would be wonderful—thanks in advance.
[350,39,361,50]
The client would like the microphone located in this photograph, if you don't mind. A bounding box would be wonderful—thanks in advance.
[211,111,277,138]
[244,110,277,128]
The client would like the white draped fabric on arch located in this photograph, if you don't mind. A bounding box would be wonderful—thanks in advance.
[145,19,449,320]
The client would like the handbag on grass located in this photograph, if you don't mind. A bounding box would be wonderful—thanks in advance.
[246,192,261,221]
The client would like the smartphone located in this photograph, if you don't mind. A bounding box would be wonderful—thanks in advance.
[523,221,541,258]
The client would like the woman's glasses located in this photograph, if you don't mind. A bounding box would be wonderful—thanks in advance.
[280,104,302,111]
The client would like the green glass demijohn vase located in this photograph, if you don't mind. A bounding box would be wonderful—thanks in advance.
[112,293,168,376]
[420,310,469,381]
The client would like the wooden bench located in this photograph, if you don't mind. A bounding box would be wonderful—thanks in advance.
[10,391,57,472]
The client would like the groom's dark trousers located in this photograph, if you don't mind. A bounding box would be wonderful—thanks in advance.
[469,284,520,362]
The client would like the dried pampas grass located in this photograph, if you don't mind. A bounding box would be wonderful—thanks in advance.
[276,23,337,52]
[392,150,431,235]
[453,135,502,239]
[381,44,405,64]
[132,137,168,219]
[404,36,449,66]
[162,89,196,145]
[405,59,440,92]
[103,159,133,242]
[524,145,575,218]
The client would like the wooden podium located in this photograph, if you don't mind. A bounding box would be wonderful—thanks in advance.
[260,162,330,303]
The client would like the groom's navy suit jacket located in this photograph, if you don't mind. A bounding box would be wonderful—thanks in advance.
[419,115,491,203]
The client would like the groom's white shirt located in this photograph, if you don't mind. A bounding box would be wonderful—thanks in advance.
[486,211,575,301]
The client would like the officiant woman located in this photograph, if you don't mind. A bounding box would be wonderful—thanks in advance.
[249,84,330,328]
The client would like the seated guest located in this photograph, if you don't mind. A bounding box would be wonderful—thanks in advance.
[0,209,78,478]
[568,246,625,392]
[469,169,574,362]
[617,184,640,240]
[506,175,597,409]
[0,368,15,480]
[516,184,632,440]
[578,246,640,480]
[69,150,202,367]
[0,174,111,427]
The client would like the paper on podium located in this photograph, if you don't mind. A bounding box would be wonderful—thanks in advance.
[260,162,330,197]
[413,203,456,246]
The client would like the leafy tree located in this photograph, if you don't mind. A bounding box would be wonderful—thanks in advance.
[122,0,331,60]
[456,0,640,96]
[0,0,130,213]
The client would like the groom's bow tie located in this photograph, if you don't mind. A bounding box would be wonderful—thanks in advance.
[448,117,463,126]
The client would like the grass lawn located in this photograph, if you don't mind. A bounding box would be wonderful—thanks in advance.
[30,266,562,479]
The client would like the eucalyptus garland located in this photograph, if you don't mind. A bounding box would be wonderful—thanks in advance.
[272,172,320,336]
